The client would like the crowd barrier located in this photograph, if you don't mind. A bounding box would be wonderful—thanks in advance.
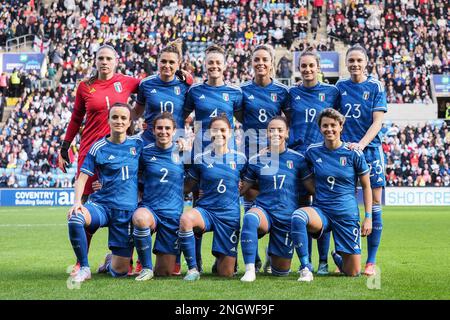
[0,188,449,207]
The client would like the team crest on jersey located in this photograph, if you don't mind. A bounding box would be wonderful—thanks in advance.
[89,87,96,94]
[286,160,294,169]
[363,91,370,100]
[319,93,325,102]
[114,82,123,93]
[130,147,137,156]
[340,157,347,166]
[271,93,277,102]
[174,86,181,95]
[229,161,236,170]
[222,93,229,101]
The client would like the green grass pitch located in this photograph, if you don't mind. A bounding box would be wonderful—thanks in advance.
[0,206,449,300]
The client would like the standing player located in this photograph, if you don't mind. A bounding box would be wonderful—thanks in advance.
[287,48,340,275]
[183,44,243,271]
[131,112,185,281]
[291,108,372,281]
[67,103,143,282]
[240,44,290,272]
[336,44,387,276]
[178,115,246,281]
[132,40,192,144]
[60,44,141,276]
[240,116,313,282]
[131,40,192,275]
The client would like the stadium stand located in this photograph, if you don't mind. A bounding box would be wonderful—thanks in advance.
[0,0,448,188]
[326,0,448,103]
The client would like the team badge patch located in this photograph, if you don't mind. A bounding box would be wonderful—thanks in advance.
[130,147,137,156]
[363,91,370,100]
[89,87,96,94]
[174,86,181,95]
[340,157,347,166]
[223,93,229,101]
[230,161,236,170]
[271,93,277,102]
[319,93,325,102]
[114,82,123,93]
[286,160,294,169]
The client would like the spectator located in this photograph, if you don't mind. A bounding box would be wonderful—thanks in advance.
[9,69,21,98]
[0,91,5,122]
[0,72,8,95]
[0,172,7,187]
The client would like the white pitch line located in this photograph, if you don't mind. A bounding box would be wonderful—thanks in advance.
[0,224,66,227]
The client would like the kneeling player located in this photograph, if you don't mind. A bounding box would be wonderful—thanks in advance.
[239,117,313,282]
[131,113,185,281]
[178,115,246,281]
[291,108,372,282]
[67,103,143,282]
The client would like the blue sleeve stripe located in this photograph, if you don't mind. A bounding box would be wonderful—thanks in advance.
[80,168,95,176]
[301,172,313,180]
[187,171,198,181]
[242,175,256,183]
[358,168,370,175]
[373,106,387,111]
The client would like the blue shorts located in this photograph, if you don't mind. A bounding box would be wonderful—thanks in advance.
[138,204,180,256]
[252,205,294,259]
[196,207,240,258]
[311,206,361,255]
[84,202,134,257]
[364,146,386,188]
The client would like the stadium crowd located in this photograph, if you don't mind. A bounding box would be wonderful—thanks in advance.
[326,0,449,104]
[0,0,448,188]
[382,120,450,187]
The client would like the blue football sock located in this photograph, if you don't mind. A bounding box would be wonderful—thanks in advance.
[291,209,311,269]
[176,253,181,264]
[367,204,383,264]
[68,214,89,267]
[307,234,313,263]
[318,231,331,263]
[133,227,153,270]
[331,251,343,270]
[179,230,197,270]
[107,264,128,278]
[241,212,260,265]
[195,234,203,264]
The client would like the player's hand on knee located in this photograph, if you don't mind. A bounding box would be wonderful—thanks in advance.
[68,203,85,219]
[361,218,372,237]
[92,180,102,192]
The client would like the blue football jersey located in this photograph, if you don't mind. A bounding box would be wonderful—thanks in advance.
[140,143,185,218]
[184,82,243,134]
[287,82,340,150]
[136,75,190,138]
[187,150,246,225]
[240,80,289,157]
[240,79,289,132]
[243,149,312,223]
[81,135,143,210]
[335,77,387,148]
[305,142,370,221]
